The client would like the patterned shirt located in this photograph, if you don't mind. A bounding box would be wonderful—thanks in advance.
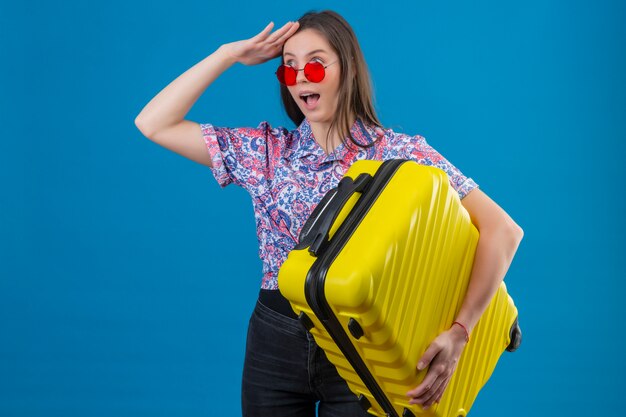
[200,117,478,290]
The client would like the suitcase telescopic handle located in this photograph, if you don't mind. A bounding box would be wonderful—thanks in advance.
[297,173,373,256]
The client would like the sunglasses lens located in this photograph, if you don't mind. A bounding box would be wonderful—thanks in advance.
[276,65,297,86]
[304,62,325,83]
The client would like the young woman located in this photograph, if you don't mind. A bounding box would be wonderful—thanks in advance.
[135,10,523,417]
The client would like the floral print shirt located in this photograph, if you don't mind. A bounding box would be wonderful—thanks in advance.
[200,117,478,290]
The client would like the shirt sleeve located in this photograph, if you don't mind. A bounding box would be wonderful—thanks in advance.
[403,134,479,200]
[199,121,286,195]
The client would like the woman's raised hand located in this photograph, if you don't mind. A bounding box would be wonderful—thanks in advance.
[223,21,300,66]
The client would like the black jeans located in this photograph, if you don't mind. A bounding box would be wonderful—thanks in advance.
[241,300,371,417]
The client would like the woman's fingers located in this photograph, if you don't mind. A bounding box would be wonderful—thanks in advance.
[229,20,298,66]
[251,21,275,42]
[266,21,299,45]
[276,21,300,44]
[407,374,441,405]
[433,381,449,405]
[406,361,442,401]
[416,340,441,371]
[406,341,443,402]
[412,369,446,404]
[406,330,466,409]
[423,378,450,409]
[420,376,447,408]
[264,21,292,43]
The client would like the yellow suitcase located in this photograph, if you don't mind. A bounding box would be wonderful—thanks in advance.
[278,159,521,417]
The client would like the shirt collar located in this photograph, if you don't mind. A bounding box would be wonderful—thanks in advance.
[290,117,384,163]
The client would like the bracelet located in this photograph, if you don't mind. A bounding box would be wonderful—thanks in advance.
[452,321,470,343]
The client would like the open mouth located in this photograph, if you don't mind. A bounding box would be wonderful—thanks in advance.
[300,93,320,106]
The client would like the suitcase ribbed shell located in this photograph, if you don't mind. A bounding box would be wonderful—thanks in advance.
[278,160,518,417]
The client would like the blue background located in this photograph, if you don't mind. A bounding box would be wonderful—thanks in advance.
[1,0,624,415]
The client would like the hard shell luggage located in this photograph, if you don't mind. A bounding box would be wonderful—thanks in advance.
[278,159,521,417]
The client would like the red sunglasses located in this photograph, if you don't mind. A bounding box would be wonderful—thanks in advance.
[275,61,338,86]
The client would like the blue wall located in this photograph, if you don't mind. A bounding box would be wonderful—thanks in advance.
[1,0,624,415]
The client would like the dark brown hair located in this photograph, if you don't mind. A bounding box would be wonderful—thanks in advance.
[280,10,383,151]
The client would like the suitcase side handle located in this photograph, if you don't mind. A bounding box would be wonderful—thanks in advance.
[296,173,373,256]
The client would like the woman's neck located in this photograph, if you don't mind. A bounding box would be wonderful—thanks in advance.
[309,114,356,155]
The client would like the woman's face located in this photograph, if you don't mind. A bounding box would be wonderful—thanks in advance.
[282,29,341,124]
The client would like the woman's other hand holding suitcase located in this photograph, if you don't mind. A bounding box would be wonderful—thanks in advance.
[406,322,469,409]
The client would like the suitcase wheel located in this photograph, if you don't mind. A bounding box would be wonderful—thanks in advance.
[298,312,314,331]
[506,317,522,352]
[348,318,364,339]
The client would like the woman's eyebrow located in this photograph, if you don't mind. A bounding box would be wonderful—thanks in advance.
[283,49,328,58]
